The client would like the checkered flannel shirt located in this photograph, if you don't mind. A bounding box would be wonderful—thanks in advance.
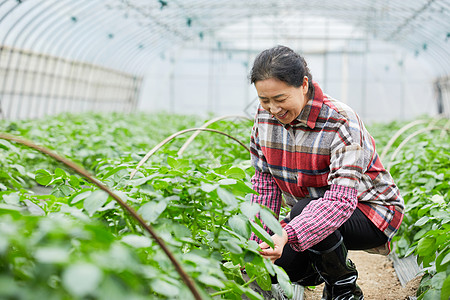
[250,82,404,252]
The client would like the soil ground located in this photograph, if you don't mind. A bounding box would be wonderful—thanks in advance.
[303,251,421,300]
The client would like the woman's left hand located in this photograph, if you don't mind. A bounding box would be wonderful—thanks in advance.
[258,229,288,263]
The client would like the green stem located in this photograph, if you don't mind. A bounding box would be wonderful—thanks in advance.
[125,214,136,233]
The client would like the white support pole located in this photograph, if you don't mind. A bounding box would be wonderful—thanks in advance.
[341,52,349,103]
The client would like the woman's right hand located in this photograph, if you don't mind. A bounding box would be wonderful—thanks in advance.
[258,230,288,263]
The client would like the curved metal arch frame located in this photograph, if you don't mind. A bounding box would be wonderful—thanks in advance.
[1,0,449,120]
[14,0,90,119]
[0,0,95,119]
[177,115,252,156]
[399,23,450,75]
[78,22,159,109]
[0,0,23,24]
[129,127,251,180]
[80,29,157,109]
[0,0,56,119]
[379,119,429,161]
[48,3,123,114]
[92,21,172,74]
[39,3,164,114]
[35,1,109,115]
[387,126,449,170]
[76,19,176,112]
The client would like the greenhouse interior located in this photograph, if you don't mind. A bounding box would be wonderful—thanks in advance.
[0,0,449,299]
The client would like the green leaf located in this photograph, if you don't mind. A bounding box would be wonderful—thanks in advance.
[418,204,432,217]
[3,193,20,205]
[35,169,53,186]
[422,289,440,300]
[441,274,450,300]
[225,167,246,180]
[260,208,283,236]
[223,240,243,254]
[430,208,448,220]
[52,185,72,197]
[0,275,20,296]
[254,216,264,228]
[405,246,417,257]
[250,221,274,248]
[54,168,67,178]
[396,236,409,249]
[35,246,69,263]
[70,190,92,205]
[138,200,167,223]
[0,139,12,150]
[240,202,260,220]
[441,252,450,265]
[218,178,237,185]
[23,199,45,216]
[197,274,225,289]
[239,286,264,300]
[430,272,446,289]
[274,265,293,298]
[83,190,108,216]
[121,234,151,248]
[431,195,445,205]
[68,175,81,187]
[222,261,244,283]
[183,252,212,267]
[0,236,9,254]
[217,188,238,208]
[151,279,180,297]
[255,267,271,291]
[245,263,258,279]
[417,237,436,258]
[171,223,191,238]
[263,258,276,276]
[0,203,22,211]
[103,166,129,179]
[200,183,218,193]
[415,216,430,227]
[131,174,158,186]
[231,180,258,195]
[414,229,428,241]
[11,164,26,176]
[167,156,177,168]
[62,263,102,297]
[228,215,251,239]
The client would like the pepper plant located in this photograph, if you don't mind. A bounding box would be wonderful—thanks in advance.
[369,118,450,300]
[0,112,292,299]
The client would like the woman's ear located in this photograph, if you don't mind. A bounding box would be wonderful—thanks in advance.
[302,76,309,95]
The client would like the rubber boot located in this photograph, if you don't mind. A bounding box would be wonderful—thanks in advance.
[294,261,332,300]
[321,283,332,300]
[295,261,324,287]
[308,237,364,300]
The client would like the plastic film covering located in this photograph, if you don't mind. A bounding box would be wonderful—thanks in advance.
[0,0,449,119]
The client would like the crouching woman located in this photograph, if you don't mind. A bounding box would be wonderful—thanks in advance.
[248,45,404,300]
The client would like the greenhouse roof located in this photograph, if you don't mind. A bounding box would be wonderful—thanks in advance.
[0,0,449,76]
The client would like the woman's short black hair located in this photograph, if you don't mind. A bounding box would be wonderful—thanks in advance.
[250,45,314,98]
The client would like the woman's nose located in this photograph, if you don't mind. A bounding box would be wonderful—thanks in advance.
[270,103,281,114]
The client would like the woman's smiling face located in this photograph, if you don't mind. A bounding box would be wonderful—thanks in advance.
[255,77,309,124]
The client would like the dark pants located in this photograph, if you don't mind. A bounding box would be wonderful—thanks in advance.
[275,198,387,282]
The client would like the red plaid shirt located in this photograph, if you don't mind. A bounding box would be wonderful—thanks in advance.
[250,82,404,252]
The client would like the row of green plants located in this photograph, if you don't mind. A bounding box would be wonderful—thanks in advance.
[1,113,449,299]
[0,112,292,299]
[368,117,450,300]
